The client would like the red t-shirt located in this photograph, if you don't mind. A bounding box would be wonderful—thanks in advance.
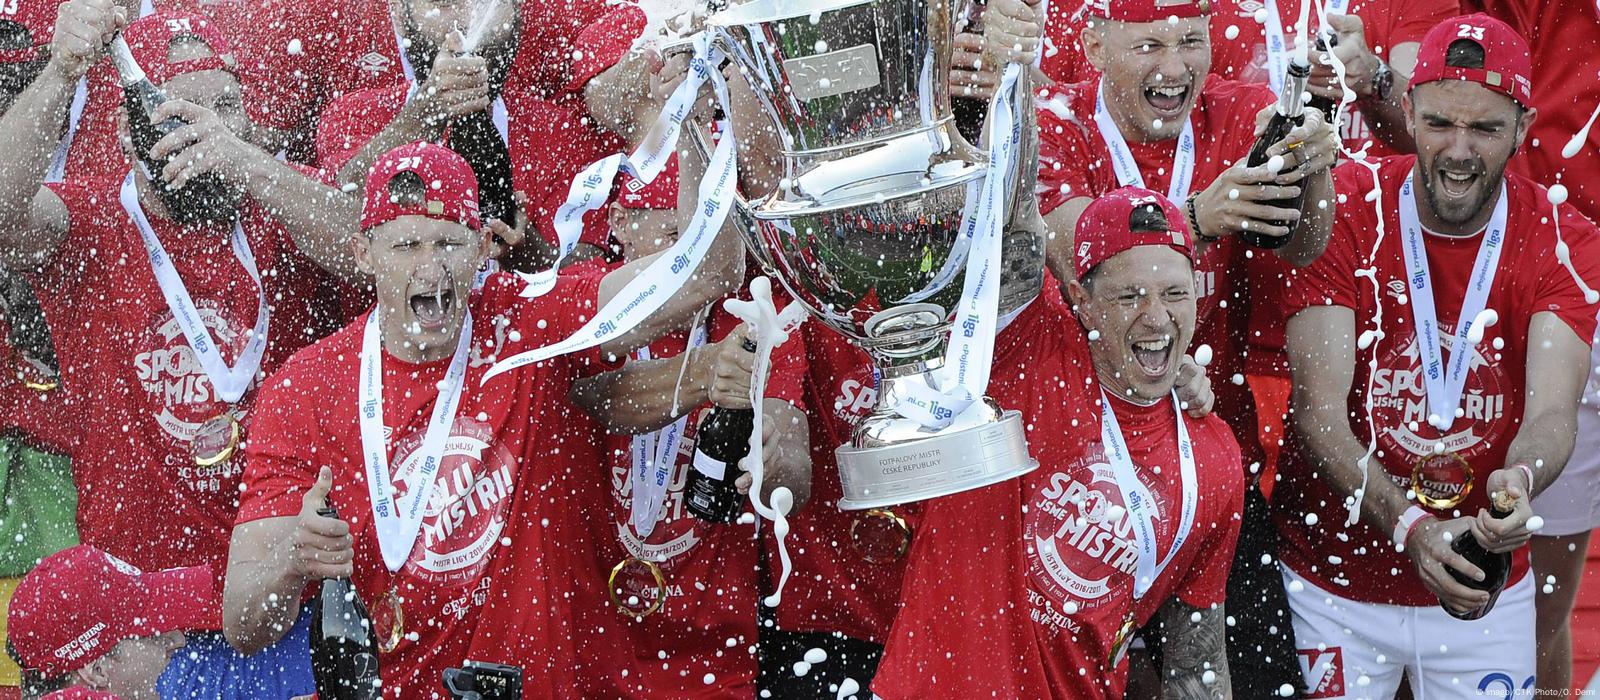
[577,303,807,698]
[59,0,251,184]
[1274,155,1600,605]
[28,178,326,577]
[1037,76,1272,461]
[872,289,1246,700]
[1463,0,1600,225]
[314,82,617,253]
[236,0,618,162]
[237,273,609,699]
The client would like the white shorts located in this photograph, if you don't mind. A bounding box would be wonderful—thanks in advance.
[1281,564,1535,699]
[1533,327,1600,537]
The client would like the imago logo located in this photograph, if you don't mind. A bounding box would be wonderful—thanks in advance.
[1298,646,1344,699]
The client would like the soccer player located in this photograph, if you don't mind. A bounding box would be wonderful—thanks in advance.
[872,187,1245,699]
[1277,15,1600,697]
[223,139,748,697]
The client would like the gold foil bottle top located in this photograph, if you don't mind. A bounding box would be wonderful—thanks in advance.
[1490,489,1518,515]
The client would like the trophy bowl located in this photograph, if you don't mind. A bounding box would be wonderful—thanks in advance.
[706,0,1044,510]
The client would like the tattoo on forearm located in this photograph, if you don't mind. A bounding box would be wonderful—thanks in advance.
[1158,600,1232,700]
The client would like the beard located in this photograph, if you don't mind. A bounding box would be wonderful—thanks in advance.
[1417,150,1512,229]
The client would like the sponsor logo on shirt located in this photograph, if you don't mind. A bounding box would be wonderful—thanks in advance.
[356,51,393,75]
[1024,454,1171,626]
[608,407,707,565]
[1297,646,1345,699]
[1234,0,1265,16]
[132,305,246,492]
[392,416,516,588]
[1369,329,1507,460]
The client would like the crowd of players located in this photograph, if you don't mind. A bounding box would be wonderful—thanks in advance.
[0,0,1592,699]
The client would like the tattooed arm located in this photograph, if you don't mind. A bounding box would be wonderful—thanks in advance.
[1157,599,1232,700]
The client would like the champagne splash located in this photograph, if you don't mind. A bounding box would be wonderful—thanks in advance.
[723,276,808,607]
[1547,184,1600,304]
[460,0,503,54]
[1563,101,1600,160]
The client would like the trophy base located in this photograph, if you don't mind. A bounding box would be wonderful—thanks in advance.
[835,410,1037,511]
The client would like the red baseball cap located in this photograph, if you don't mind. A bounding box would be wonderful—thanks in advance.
[1409,14,1532,107]
[564,3,646,95]
[8,546,220,677]
[121,11,236,85]
[1074,186,1194,278]
[1086,0,1210,23]
[0,0,64,64]
[362,141,483,232]
[614,154,678,210]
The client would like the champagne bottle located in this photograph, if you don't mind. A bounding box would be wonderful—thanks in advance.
[684,341,757,523]
[309,507,382,700]
[1306,36,1339,119]
[450,111,517,226]
[1240,58,1312,249]
[1442,492,1515,621]
[107,37,185,173]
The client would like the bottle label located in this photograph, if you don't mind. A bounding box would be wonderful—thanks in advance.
[693,451,728,480]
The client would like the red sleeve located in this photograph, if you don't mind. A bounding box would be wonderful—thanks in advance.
[236,362,324,523]
[314,85,407,175]
[512,95,619,251]
[1535,201,1600,341]
[1036,87,1106,216]
[1285,162,1373,316]
[1176,420,1246,610]
[27,181,111,298]
[563,4,649,95]
[493,269,614,373]
[1039,0,1095,85]
[514,0,623,98]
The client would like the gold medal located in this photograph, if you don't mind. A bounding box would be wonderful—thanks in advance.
[1107,614,1138,667]
[850,508,913,564]
[376,587,405,654]
[608,556,667,618]
[191,413,241,467]
[1411,451,1474,510]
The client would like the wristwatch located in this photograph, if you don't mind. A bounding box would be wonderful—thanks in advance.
[1364,58,1394,102]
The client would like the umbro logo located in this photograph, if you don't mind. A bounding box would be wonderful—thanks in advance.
[357,51,393,74]
[625,178,646,193]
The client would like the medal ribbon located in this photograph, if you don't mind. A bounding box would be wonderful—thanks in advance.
[1094,81,1197,203]
[359,309,475,572]
[119,173,270,405]
[1263,0,1291,98]
[521,31,723,299]
[45,78,89,184]
[478,41,739,384]
[1099,390,1198,599]
[895,63,1022,429]
[1397,172,1507,433]
[629,315,710,537]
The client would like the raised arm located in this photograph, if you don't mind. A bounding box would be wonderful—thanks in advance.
[223,467,354,656]
[570,325,756,434]
[0,0,123,267]
[1156,599,1232,700]
[147,99,364,284]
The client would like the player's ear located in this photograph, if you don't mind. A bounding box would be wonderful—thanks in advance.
[352,230,376,277]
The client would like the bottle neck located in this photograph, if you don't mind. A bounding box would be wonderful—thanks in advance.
[1278,62,1311,119]
[108,37,150,88]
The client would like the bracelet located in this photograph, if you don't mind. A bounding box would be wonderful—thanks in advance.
[1186,194,1219,243]
[1512,463,1534,494]
[1393,505,1434,550]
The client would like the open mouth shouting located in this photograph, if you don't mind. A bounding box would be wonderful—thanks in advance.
[1143,83,1191,120]
[1436,164,1482,199]
[409,282,456,333]
[1131,335,1176,380]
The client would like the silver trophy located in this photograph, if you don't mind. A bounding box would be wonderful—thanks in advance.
[700,0,1046,510]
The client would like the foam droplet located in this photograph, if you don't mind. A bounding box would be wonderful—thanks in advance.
[1088,329,1101,341]
[1563,102,1600,159]
[1253,7,1269,22]
[1549,184,1570,205]
[804,648,827,664]
[1153,118,1165,130]
[703,673,717,685]
[1228,188,1240,200]
[1528,515,1545,532]
[793,661,811,677]
[1193,344,1213,367]
[1266,154,1287,174]
[1304,513,1320,526]
[836,679,861,699]
[1224,25,1240,40]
